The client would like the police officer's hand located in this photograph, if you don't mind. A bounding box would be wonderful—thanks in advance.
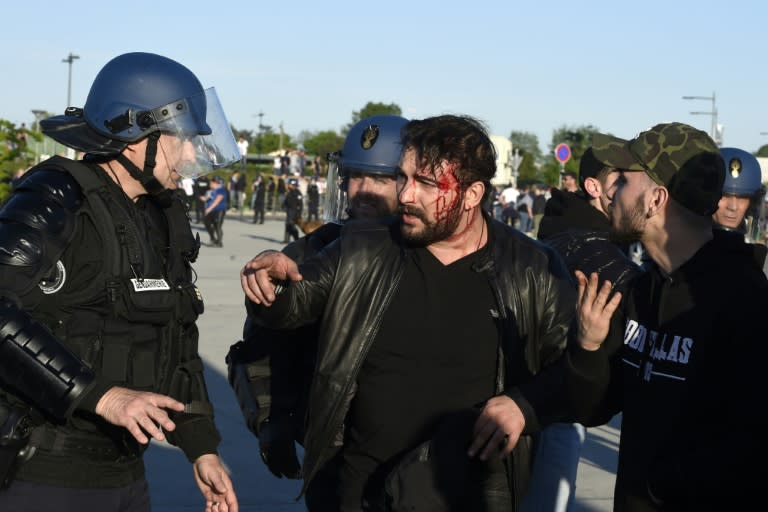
[241,250,303,306]
[468,395,525,460]
[193,453,239,512]
[95,386,185,444]
[574,271,622,351]
[256,415,302,479]
[260,438,302,479]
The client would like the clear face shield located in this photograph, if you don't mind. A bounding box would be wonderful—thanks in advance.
[323,151,349,224]
[745,188,767,245]
[153,87,240,180]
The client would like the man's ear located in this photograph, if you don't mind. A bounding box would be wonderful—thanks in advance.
[464,181,486,210]
[583,177,602,199]
[647,185,669,218]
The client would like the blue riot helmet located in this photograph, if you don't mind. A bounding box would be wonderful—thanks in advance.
[41,52,240,196]
[720,148,763,197]
[324,115,408,223]
[716,147,766,242]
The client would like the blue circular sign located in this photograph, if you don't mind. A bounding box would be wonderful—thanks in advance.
[555,143,571,164]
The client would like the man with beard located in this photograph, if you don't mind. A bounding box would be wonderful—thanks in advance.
[525,148,640,512]
[226,116,406,485]
[573,122,768,510]
[241,115,578,511]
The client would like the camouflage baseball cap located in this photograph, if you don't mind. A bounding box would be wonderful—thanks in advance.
[592,122,725,215]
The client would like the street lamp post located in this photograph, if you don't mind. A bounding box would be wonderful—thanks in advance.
[682,92,719,144]
[62,52,80,108]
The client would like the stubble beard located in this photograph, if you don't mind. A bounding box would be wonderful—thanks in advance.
[400,203,463,247]
[608,194,646,245]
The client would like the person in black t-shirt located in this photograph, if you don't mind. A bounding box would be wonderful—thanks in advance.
[242,115,577,511]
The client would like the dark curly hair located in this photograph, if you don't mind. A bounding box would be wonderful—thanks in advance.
[401,115,497,203]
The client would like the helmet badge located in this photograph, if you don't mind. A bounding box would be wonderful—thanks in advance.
[360,124,379,150]
[729,157,742,178]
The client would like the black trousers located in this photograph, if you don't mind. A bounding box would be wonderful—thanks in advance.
[0,477,150,512]
[284,221,300,243]
[307,410,512,512]
[204,210,225,245]
[253,202,265,223]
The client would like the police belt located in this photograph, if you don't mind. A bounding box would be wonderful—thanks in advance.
[28,400,212,463]
[30,426,142,463]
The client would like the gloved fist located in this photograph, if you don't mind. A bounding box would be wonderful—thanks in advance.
[260,437,301,479]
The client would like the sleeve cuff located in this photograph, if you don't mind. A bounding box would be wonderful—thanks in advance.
[567,342,610,381]
[74,377,114,414]
[504,388,540,434]
[168,415,222,463]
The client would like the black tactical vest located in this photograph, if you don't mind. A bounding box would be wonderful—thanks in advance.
[29,158,204,402]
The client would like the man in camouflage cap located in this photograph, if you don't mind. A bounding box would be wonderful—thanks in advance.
[571,122,767,509]
[592,121,724,217]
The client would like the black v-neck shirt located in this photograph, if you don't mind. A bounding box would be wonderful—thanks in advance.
[339,243,498,504]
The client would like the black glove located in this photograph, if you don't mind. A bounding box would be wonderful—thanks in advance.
[260,437,301,479]
[258,416,302,479]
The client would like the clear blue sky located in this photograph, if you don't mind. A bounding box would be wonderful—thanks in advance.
[3,0,766,155]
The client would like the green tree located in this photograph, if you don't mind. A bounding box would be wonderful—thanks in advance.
[258,131,293,155]
[0,119,38,201]
[345,102,402,134]
[301,130,345,161]
[756,145,768,158]
[509,130,542,185]
[541,124,601,186]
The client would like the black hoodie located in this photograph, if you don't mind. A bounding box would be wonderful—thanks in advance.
[575,230,768,510]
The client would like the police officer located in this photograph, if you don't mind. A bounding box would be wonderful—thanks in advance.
[0,53,239,511]
[713,147,767,275]
[281,178,304,243]
[226,116,406,503]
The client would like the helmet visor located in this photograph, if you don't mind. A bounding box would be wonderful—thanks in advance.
[323,152,349,223]
[155,87,240,179]
[745,188,767,244]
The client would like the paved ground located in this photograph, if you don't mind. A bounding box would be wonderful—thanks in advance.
[144,210,619,511]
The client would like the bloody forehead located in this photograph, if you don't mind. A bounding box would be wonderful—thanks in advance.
[415,160,459,181]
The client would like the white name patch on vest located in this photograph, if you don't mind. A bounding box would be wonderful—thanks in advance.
[130,278,171,292]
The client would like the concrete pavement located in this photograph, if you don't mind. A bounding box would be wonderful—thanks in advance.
[144,210,619,511]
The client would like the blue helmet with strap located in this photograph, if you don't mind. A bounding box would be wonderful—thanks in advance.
[325,115,408,222]
[717,147,766,243]
[41,52,240,196]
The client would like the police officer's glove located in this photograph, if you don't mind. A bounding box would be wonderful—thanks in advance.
[258,416,302,479]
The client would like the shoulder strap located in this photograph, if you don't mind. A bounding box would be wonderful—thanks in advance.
[37,158,144,300]
[60,160,145,274]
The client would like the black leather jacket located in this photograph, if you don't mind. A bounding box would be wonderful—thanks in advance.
[248,215,577,503]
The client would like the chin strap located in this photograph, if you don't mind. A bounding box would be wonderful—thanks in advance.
[115,132,172,206]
